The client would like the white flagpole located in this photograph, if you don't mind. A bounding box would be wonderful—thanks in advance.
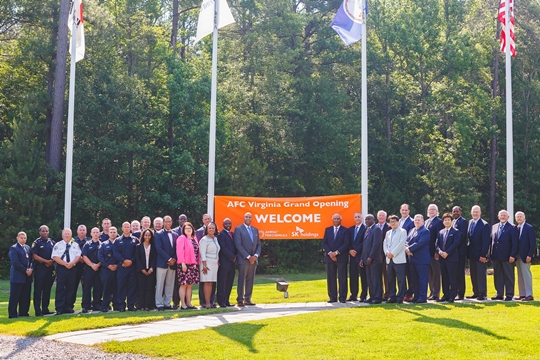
[505,0,513,221]
[64,10,77,229]
[361,0,368,217]
[207,0,218,217]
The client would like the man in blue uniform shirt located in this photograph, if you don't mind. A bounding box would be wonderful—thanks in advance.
[9,232,34,318]
[52,228,82,315]
[81,227,103,313]
[114,222,139,311]
[98,226,120,312]
[31,225,55,316]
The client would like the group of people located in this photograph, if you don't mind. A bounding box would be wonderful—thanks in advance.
[323,204,536,304]
[8,212,261,318]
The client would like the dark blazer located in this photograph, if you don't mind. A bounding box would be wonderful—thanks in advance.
[154,229,178,269]
[135,243,157,272]
[348,224,367,256]
[10,243,33,283]
[234,224,261,265]
[491,222,517,261]
[407,226,431,265]
[195,226,205,241]
[400,217,414,234]
[436,227,460,263]
[426,216,444,256]
[218,229,237,270]
[515,222,536,262]
[360,225,382,264]
[467,218,491,260]
[322,225,350,264]
[453,216,469,257]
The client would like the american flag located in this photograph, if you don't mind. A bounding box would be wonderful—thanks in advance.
[498,0,516,57]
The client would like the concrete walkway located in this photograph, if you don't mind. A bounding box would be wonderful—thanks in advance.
[44,302,367,345]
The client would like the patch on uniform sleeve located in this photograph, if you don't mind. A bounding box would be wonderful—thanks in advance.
[32,242,36,248]
[54,245,58,250]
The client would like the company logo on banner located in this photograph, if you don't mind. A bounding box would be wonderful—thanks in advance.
[214,194,361,240]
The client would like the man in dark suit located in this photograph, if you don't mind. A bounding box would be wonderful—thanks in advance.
[196,214,216,307]
[436,213,460,303]
[234,212,261,306]
[405,214,431,303]
[347,212,367,301]
[466,205,490,300]
[514,211,536,301]
[322,213,350,303]
[399,204,415,302]
[425,204,444,301]
[9,232,33,318]
[452,206,468,300]
[172,214,188,233]
[490,210,517,301]
[217,218,237,307]
[360,214,383,304]
[154,216,178,310]
[376,211,391,299]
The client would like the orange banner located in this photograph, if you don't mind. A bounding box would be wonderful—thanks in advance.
[214,194,361,240]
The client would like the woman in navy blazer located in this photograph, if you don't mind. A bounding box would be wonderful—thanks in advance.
[436,213,460,302]
[136,229,157,310]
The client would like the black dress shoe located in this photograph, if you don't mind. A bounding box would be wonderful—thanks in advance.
[128,307,137,311]
[455,296,464,301]
[346,297,357,302]
[491,296,504,300]
[466,294,478,299]
[358,298,366,303]
[415,300,427,303]
[244,301,256,306]
[387,298,397,303]
[55,312,63,316]
[101,307,109,313]
[504,296,513,301]
[119,308,126,312]
[237,302,245,307]
[436,298,448,302]
[407,298,418,303]
[477,296,486,301]
[65,309,75,314]
[172,305,179,310]
[327,300,337,303]
[427,296,439,301]
[82,308,88,314]
[157,307,164,311]
[187,305,196,309]
[523,295,534,301]
[370,300,382,304]
[447,299,454,303]
[164,306,173,310]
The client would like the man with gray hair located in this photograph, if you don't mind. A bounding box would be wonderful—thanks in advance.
[322,213,350,303]
[52,228,82,315]
[514,211,536,301]
[466,205,490,300]
[425,204,444,301]
[490,210,516,301]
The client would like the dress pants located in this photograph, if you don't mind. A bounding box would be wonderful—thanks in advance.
[55,266,77,313]
[387,260,406,301]
[70,262,85,308]
[217,265,235,306]
[33,267,54,315]
[237,262,257,303]
[469,260,487,297]
[101,267,119,310]
[492,260,514,297]
[516,257,533,297]
[8,279,32,318]
[405,258,415,297]
[137,271,156,309]
[117,266,137,310]
[349,255,360,299]
[155,267,175,308]
[428,256,441,297]
[440,260,457,300]
[456,256,467,298]
[382,260,389,298]
[173,279,180,307]
[82,267,103,310]
[366,262,382,301]
[410,263,429,301]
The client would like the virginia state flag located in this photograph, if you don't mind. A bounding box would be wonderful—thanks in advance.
[331,0,365,46]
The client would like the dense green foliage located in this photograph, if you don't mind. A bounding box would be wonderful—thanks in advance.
[1,0,540,274]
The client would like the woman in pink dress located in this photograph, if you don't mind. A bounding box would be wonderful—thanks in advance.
[176,222,199,310]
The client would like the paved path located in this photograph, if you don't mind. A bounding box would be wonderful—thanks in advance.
[44,302,367,345]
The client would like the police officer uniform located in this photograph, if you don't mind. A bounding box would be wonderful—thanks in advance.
[81,239,103,312]
[52,240,82,315]
[98,238,120,311]
[9,241,33,318]
[31,236,55,316]
[114,234,139,311]
[99,232,110,242]
[71,235,89,308]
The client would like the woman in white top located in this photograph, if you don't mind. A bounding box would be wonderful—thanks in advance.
[199,222,221,309]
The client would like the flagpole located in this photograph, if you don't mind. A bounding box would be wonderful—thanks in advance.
[207,0,218,217]
[505,0,513,221]
[64,11,77,229]
[361,1,368,217]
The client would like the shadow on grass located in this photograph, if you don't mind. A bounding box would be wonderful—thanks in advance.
[213,323,266,353]
[399,309,510,340]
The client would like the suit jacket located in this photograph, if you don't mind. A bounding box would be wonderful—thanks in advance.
[406,226,431,265]
[383,228,407,264]
[234,224,261,265]
[491,222,517,261]
[9,243,33,283]
[322,225,350,264]
[135,243,157,272]
[361,225,383,264]
[348,224,367,264]
[218,229,237,270]
[467,218,491,260]
[426,216,444,256]
[515,222,536,262]
[453,216,469,257]
[400,217,415,234]
[436,227,460,263]
[154,229,178,269]
[195,226,205,241]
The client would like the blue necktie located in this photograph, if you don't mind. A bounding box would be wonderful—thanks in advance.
[498,223,504,238]
[469,221,476,235]
[354,226,359,239]
[248,226,254,243]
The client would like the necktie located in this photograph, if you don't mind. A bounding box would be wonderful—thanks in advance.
[248,226,254,243]
[64,243,71,263]
[334,227,338,240]
[452,219,457,229]
[443,229,449,250]
[498,223,504,238]
[228,231,233,239]
[389,230,395,248]
[354,226,359,239]
[469,221,476,235]
[518,225,522,238]
[425,219,431,229]
[380,224,384,230]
